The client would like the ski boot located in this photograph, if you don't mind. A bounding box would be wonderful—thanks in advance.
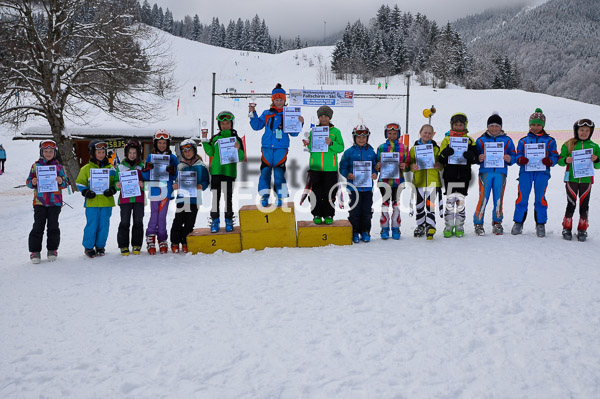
[84,248,96,258]
[352,232,360,243]
[577,218,588,242]
[492,222,503,235]
[535,223,546,238]
[260,195,270,207]
[413,224,426,238]
[380,227,390,240]
[443,226,454,238]
[426,225,436,240]
[171,244,180,253]
[210,218,220,233]
[455,228,465,238]
[132,246,142,255]
[96,247,105,257]
[562,217,573,241]
[313,216,323,225]
[474,224,485,236]
[146,234,157,255]
[30,252,41,264]
[47,250,58,262]
[181,243,189,253]
[276,194,283,207]
[158,241,168,254]
[391,227,401,240]
[324,217,333,225]
[225,218,234,232]
[360,232,371,242]
[511,222,523,235]
[120,247,130,256]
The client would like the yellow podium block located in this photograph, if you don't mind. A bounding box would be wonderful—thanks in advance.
[297,220,353,247]
[239,203,298,250]
[186,227,242,254]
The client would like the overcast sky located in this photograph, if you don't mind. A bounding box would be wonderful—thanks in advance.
[154,0,546,40]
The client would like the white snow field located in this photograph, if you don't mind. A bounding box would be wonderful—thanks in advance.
[1,33,600,398]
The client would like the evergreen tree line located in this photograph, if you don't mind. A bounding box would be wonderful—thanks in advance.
[138,0,307,53]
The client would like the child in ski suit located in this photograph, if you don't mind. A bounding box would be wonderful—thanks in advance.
[203,111,245,233]
[473,113,516,236]
[302,105,345,225]
[26,139,68,263]
[375,122,409,240]
[76,139,118,258]
[170,139,209,252]
[142,129,179,254]
[557,118,600,241]
[339,125,378,243]
[511,108,559,237]
[438,113,478,238]
[409,124,443,239]
[0,144,6,173]
[249,83,303,206]
[115,139,145,256]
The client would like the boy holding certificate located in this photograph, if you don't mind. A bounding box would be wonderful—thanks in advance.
[375,122,409,240]
[339,125,378,243]
[557,119,600,241]
[438,113,478,238]
[170,139,209,252]
[76,140,118,258]
[115,139,145,256]
[473,113,516,236]
[203,111,245,233]
[409,124,443,239]
[26,140,68,263]
[511,108,559,237]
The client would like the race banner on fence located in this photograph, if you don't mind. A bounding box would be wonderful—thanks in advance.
[289,89,354,107]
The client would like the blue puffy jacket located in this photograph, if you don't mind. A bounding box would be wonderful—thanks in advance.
[250,108,299,149]
[475,131,517,175]
[174,157,210,205]
[339,144,378,192]
[515,130,559,176]
[142,152,179,200]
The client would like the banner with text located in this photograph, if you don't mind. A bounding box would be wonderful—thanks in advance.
[289,89,354,107]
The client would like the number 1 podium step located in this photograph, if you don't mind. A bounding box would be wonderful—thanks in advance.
[297,220,353,247]
[186,227,242,254]
[239,203,298,250]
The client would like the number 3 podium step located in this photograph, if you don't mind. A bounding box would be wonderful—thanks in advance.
[297,220,353,247]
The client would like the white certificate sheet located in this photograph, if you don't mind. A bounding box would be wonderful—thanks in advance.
[415,144,435,170]
[119,170,141,199]
[218,137,239,165]
[525,143,546,172]
[484,142,505,168]
[150,154,170,181]
[90,168,110,194]
[380,152,400,179]
[36,165,58,193]
[353,161,372,188]
[448,137,469,165]
[311,126,330,153]
[178,170,198,198]
[283,106,302,134]
[572,148,594,179]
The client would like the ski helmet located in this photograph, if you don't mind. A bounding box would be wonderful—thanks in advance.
[216,110,235,130]
[124,139,142,163]
[352,124,370,143]
[179,138,198,158]
[574,118,595,140]
[153,129,171,152]
[384,122,401,139]
[450,113,468,129]
[88,139,108,163]
[39,139,58,159]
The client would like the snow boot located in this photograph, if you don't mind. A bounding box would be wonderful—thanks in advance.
[30,252,41,264]
[132,246,142,255]
[474,224,485,236]
[313,216,323,225]
[84,248,96,258]
[120,247,130,256]
[492,222,503,235]
[47,250,58,262]
[181,243,188,253]
[535,223,546,238]
[158,241,168,254]
[146,234,157,255]
[511,222,523,235]
[380,227,390,240]
[171,244,180,253]
[324,216,333,225]
[360,232,371,242]
[391,227,401,240]
[426,225,436,240]
[413,224,426,237]
[577,218,588,242]
[210,218,220,233]
[352,232,360,243]
[95,247,105,257]
[562,217,573,241]
[260,195,269,207]
[225,218,234,232]
[276,194,283,207]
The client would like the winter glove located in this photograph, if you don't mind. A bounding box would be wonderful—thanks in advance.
[81,188,96,199]
[517,156,529,165]
[463,151,477,163]
[103,187,117,197]
[142,162,154,172]
[440,146,454,158]
[166,165,176,175]
[541,157,552,167]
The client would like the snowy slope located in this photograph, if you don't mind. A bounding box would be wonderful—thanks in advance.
[2,34,600,398]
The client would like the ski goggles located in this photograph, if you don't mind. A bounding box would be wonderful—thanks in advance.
[353,130,370,137]
[576,119,594,127]
[154,130,170,140]
[180,143,195,151]
[126,139,140,147]
[385,123,400,131]
[217,112,234,121]
[40,140,57,149]
[450,114,468,124]
[93,141,108,150]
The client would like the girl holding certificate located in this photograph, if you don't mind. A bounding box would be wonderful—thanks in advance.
[76,140,118,258]
[26,140,68,263]
[557,119,600,241]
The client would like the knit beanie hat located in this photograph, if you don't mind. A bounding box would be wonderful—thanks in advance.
[487,113,502,127]
[529,108,546,127]
[271,83,286,101]
[317,105,333,119]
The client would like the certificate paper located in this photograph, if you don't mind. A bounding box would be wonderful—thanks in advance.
[178,170,198,198]
[283,106,302,134]
[150,154,170,181]
[119,170,141,199]
[311,126,329,153]
[36,165,58,193]
[484,142,505,168]
[525,143,546,172]
[380,152,400,179]
[218,137,239,165]
[415,144,435,170]
[572,148,594,179]
[353,161,372,188]
[448,137,468,165]
[90,168,110,194]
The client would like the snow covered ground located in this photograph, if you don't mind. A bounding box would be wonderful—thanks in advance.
[2,34,600,398]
